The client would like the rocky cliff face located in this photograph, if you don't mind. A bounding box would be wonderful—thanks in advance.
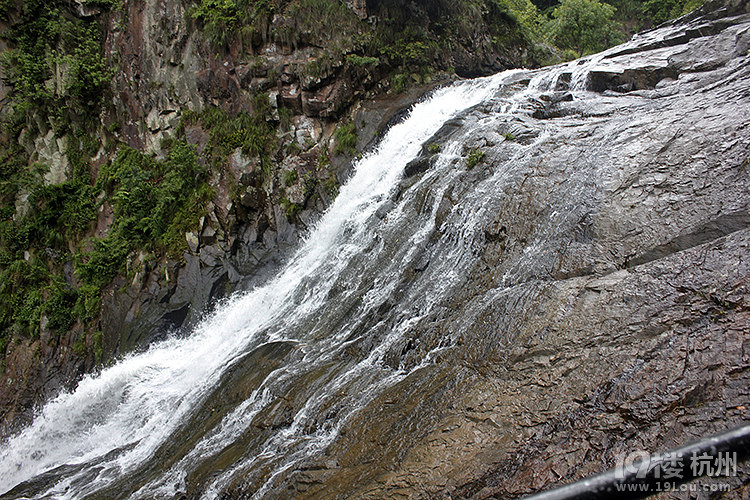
[0,0,531,435]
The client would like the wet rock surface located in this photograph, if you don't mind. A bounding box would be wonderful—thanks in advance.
[259,4,750,498]
[343,230,750,499]
[2,2,749,497]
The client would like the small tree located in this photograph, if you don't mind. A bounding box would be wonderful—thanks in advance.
[550,0,622,57]
[644,0,705,24]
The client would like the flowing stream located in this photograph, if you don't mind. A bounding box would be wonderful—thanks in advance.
[0,25,701,494]
[0,68,535,499]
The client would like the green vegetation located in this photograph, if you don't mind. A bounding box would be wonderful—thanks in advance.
[465,147,485,168]
[283,169,299,186]
[182,97,276,177]
[0,0,115,360]
[549,0,622,57]
[533,0,704,59]
[317,147,331,169]
[0,0,113,130]
[0,94,274,359]
[321,175,339,197]
[0,138,211,359]
[277,0,365,53]
[279,197,303,220]
[188,0,274,48]
[334,122,357,156]
[0,104,103,355]
[78,141,211,289]
[642,0,704,23]
[278,106,293,131]
[390,73,411,93]
[0,0,218,356]
[346,54,380,66]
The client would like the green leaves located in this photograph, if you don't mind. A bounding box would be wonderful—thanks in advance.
[644,0,703,23]
[549,0,623,57]
[1,2,111,117]
[75,140,211,294]
[279,197,303,221]
[95,142,208,254]
[62,29,112,108]
[76,230,130,288]
[30,181,98,243]
[345,54,380,66]
[190,0,241,45]
[465,147,485,169]
[334,122,357,156]
[189,0,275,46]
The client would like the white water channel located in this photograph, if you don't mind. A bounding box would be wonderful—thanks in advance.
[0,70,527,499]
[1,14,711,491]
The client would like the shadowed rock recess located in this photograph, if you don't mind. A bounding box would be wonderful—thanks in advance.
[1,0,750,499]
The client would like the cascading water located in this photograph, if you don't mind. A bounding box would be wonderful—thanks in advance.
[0,68,537,499]
[0,21,708,493]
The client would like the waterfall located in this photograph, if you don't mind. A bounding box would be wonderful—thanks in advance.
[3,10,736,491]
[0,29,674,492]
[0,70,526,499]
[1,5,745,493]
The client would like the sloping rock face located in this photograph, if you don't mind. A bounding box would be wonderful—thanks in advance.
[266,3,750,497]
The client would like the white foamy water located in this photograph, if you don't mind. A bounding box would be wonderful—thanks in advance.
[0,70,522,499]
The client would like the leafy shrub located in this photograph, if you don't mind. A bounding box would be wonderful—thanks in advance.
[465,147,485,168]
[278,106,293,131]
[185,101,276,176]
[0,2,112,120]
[44,281,77,332]
[280,197,303,220]
[62,27,112,107]
[283,169,299,186]
[72,283,101,323]
[643,0,703,23]
[92,330,103,362]
[76,230,130,288]
[74,140,211,298]
[0,152,106,349]
[391,73,410,93]
[0,255,49,339]
[28,181,98,243]
[495,0,544,36]
[549,0,622,57]
[334,122,357,156]
[189,0,274,47]
[276,0,366,53]
[189,0,242,46]
[317,147,331,168]
[13,288,44,338]
[92,141,210,260]
[346,54,380,66]
[322,175,339,197]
